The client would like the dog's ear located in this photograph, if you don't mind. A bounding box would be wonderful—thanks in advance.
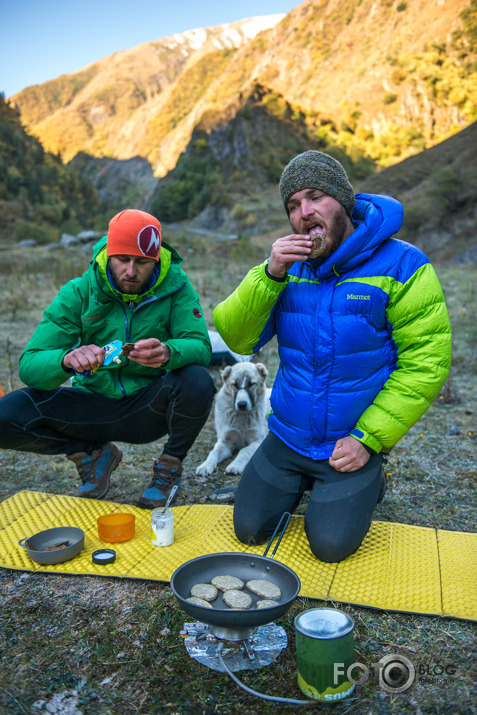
[221,365,232,381]
[256,363,268,380]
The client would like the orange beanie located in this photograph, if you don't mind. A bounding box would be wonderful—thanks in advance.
[107,209,162,260]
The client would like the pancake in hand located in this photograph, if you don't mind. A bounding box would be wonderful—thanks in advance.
[309,232,327,259]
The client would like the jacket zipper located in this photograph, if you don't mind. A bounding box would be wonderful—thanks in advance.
[115,301,135,397]
[116,299,157,396]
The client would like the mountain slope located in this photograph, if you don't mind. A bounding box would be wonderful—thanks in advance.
[9,0,476,180]
[9,16,284,168]
[358,120,477,262]
[5,0,477,260]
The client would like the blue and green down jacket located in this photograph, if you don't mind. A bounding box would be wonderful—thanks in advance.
[213,193,452,459]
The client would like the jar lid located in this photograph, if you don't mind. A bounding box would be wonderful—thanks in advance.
[294,608,354,639]
[92,548,116,565]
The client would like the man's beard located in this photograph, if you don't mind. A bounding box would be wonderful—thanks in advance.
[108,262,152,295]
[321,206,349,257]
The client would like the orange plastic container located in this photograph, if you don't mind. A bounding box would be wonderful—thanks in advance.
[97,513,135,543]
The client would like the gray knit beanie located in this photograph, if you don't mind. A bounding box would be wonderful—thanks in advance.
[279,150,355,217]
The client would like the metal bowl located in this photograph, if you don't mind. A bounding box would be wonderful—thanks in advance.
[19,526,85,565]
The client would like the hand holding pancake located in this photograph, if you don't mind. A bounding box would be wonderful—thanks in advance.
[126,338,171,367]
[267,234,313,278]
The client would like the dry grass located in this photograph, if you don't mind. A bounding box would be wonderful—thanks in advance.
[0,239,476,714]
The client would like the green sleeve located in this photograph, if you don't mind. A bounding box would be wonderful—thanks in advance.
[213,261,288,354]
[164,279,211,370]
[19,281,85,389]
[352,263,452,453]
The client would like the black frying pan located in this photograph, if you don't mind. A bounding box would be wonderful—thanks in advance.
[170,513,301,631]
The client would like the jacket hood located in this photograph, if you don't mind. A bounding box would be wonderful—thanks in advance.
[90,235,184,302]
[309,193,403,279]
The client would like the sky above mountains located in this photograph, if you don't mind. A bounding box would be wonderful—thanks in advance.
[1,0,298,98]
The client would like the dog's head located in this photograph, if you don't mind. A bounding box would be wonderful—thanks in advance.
[221,362,268,412]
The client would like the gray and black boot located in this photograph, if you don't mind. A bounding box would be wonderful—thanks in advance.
[67,442,123,499]
[138,454,182,509]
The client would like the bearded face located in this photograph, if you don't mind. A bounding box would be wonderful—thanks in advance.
[287,189,354,257]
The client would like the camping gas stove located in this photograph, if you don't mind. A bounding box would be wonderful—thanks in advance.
[181,621,287,673]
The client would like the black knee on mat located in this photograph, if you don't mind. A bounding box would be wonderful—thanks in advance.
[308,539,359,563]
[233,513,268,547]
[305,524,365,563]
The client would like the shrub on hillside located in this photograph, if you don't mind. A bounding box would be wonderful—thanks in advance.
[14,221,54,245]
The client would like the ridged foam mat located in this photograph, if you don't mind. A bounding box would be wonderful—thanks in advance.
[1,490,476,621]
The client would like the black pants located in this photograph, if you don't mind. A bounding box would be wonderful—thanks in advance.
[233,432,383,563]
[0,365,215,461]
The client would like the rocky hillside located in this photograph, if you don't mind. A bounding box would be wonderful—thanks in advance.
[358,120,477,262]
[147,84,369,232]
[159,110,477,265]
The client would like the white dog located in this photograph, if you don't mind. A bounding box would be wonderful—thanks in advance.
[196,362,271,476]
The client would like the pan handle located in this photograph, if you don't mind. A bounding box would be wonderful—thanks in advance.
[262,512,291,560]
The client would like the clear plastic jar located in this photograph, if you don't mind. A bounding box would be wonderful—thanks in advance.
[151,507,174,546]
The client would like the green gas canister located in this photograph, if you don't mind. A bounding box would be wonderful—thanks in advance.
[294,608,355,702]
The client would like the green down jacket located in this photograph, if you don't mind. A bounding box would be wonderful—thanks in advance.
[19,237,211,398]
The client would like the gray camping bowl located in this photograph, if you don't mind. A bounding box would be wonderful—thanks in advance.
[18,526,85,565]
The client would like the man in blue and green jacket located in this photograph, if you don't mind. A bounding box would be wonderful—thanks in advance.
[0,209,214,507]
[213,151,452,562]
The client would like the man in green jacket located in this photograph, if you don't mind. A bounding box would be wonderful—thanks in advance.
[0,209,215,508]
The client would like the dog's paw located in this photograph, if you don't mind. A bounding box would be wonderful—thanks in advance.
[225,462,245,475]
[195,462,215,477]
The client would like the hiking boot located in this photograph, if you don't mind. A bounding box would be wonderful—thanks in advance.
[67,442,123,499]
[138,454,182,509]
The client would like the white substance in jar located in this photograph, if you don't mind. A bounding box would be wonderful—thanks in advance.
[151,507,174,546]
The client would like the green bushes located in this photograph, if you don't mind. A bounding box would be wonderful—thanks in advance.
[14,221,54,245]
[452,0,477,54]
[0,95,101,240]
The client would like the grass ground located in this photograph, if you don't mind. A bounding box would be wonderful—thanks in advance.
[0,237,476,714]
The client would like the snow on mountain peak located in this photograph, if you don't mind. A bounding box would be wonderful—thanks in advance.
[165,14,284,53]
